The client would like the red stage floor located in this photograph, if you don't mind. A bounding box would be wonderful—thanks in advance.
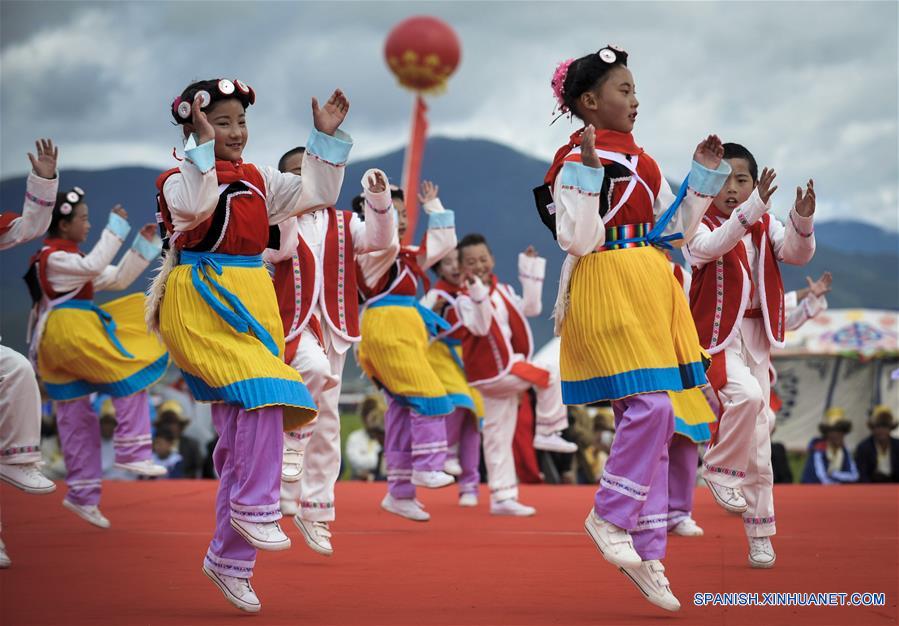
[1,481,896,625]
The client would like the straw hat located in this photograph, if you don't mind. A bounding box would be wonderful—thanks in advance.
[868,405,898,430]
[819,406,852,435]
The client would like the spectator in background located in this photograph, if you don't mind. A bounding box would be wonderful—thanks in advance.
[801,407,859,484]
[154,400,202,478]
[152,425,183,478]
[345,395,386,481]
[855,405,899,483]
[98,400,134,481]
[570,406,614,485]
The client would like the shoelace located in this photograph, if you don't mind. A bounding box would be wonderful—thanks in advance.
[750,538,773,557]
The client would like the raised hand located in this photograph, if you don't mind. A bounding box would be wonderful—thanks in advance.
[418,180,439,204]
[580,124,600,169]
[794,179,816,217]
[111,204,128,221]
[806,271,832,297]
[523,244,538,257]
[367,170,387,194]
[693,134,724,171]
[757,167,779,204]
[312,89,349,136]
[139,223,157,241]
[191,97,215,145]
[28,138,58,179]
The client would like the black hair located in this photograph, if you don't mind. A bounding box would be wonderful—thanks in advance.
[390,185,405,202]
[154,424,177,442]
[171,78,255,126]
[351,194,365,219]
[722,143,759,182]
[48,187,86,237]
[278,146,306,173]
[457,233,491,254]
[561,46,630,121]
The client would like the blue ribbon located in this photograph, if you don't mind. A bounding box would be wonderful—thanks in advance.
[179,251,279,357]
[368,295,452,337]
[439,336,466,371]
[55,300,134,359]
[604,175,690,251]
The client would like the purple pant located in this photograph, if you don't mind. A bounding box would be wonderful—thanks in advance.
[594,392,674,561]
[444,408,480,496]
[56,391,152,506]
[203,404,283,579]
[667,434,699,530]
[384,398,447,499]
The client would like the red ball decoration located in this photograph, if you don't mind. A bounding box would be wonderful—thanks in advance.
[384,16,461,94]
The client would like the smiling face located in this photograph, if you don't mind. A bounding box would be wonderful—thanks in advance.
[578,66,639,133]
[712,158,756,216]
[435,251,462,286]
[58,203,91,243]
[459,242,495,283]
[204,98,248,162]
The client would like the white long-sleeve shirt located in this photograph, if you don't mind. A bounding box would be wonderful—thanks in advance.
[0,172,58,251]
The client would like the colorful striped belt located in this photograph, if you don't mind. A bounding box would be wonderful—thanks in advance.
[55,300,134,359]
[597,222,653,251]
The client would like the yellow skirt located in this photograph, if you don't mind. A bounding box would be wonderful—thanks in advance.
[159,261,315,431]
[357,304,453,416]
[39,293,169,401]
[668,387,716,443]
[426,339,482,418]
[560,246,707,404]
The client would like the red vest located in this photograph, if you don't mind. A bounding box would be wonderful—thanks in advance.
[689,211,785,355]
[272,208,361,353]
[31,238,94,301]
[446,278,536,386]
[0,212,19,238]
[156,161,269,255]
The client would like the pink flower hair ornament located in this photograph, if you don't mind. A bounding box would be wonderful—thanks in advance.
[551,58,575,113]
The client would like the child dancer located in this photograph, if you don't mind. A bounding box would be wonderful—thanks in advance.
[453,235,575,516]
[27,188,168,529]
[0,139,60,568]
[266,158,395,556]
[684,142,815,568]
[148,79,351,613]
[356,180,458,522]
[421,250,485,507]
[547,45,730,610]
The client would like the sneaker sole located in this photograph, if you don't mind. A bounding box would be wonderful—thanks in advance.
[0,473,57,495]
[584,516,641,568]
[380,502,430,522]
[62,500,110,529]
[411,478,455,489]
[618,567,681,612]
[533,443,578,454]
[293,517,334,557]
[706,484,748,514]
[490,508,536,517]
[113,463,167,478]
[202,566,261,613]
[749,555,776,569]
[281,472,302,483]
[229,519,291,551]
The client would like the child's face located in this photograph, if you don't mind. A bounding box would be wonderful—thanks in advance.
[394,198,408,239]
[207,99,248,162]
[436,251,461,285]
[712,158,755,216]
[582,66,639,133]
[460,242,494,283]
[281,152,303,176]
[154,437,174,458]
[60,203,91,243]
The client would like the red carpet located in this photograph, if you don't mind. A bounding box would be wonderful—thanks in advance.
[1,482,896,625]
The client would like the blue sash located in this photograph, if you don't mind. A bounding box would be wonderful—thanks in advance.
[367,295,452,337]
[55,300,134,359]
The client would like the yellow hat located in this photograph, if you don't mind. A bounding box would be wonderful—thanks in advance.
[820,406,852,434]
[157,399,188,423]
[869,405,898,429]
[99,398,116,420]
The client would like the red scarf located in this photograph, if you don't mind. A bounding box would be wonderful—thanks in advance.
[39,237,80,254]
[545,128,643,185]
[213,158,255,184]
[433,278,461,297]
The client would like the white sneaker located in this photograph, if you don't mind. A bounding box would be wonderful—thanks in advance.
[443,458,463,477]
[202,565,261,613]
[114,459,167,477]
[533,432,578,454]
[670,517,704,537]
[0,539,10,569]
[490,499,537,517]
[229,519,291,551]
[381,494,430,521]
[281,451,304,483]
[706,480,748,513]
[280,498,299,517]
[0,463,56,494]
[619,560,681,612]
[748,536,776,568]
[293,517,333,556]
[584,510,641,568]
[458,492,478,507]
[411,470,454,489]
[62,499,111,529]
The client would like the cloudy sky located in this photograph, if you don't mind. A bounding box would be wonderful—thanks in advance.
[2,1,897,229]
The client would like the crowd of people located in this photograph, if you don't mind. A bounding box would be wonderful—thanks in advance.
[0,44,896,617]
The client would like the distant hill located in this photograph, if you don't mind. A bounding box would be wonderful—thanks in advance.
[2,137,897,356]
